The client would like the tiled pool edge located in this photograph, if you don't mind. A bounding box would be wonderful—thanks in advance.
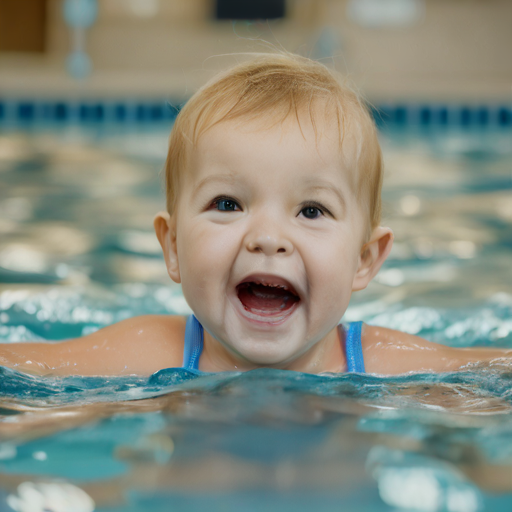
[0,99,511,127]
[373,104,512,128]
[0,99,180,125]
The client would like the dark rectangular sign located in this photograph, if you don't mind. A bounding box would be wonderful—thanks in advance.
[215,0,286,20]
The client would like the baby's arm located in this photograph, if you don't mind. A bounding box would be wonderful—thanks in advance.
[362,324,511,375]
[0,315,186,377]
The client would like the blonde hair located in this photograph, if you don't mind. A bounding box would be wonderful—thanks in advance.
[165,53,383,233]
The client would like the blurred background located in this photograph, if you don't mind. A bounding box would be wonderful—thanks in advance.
[0,0,510,293]
[1,2,512,512]
[1,0,511,102]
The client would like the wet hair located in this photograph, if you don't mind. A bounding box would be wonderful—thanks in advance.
[164,53,383,234]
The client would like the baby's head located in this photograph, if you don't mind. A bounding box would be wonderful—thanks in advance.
[166,53,384,235]
[155,53,393,368]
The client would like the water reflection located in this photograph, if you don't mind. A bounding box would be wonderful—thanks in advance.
[0,366,512,510]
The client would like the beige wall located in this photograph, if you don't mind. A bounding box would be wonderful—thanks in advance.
[0,0,511,102]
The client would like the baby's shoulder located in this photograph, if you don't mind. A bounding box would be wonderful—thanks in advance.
[102,314,187,346]
[93,314,187,372]
[361,324,458,375]
[0,314,188,377]
[55,314,187,376]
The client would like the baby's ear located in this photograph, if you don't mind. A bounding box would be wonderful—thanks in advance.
[154,211,181,284]
[352,227,393,291]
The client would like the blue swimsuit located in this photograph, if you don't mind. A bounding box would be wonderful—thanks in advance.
[182,315,366,373]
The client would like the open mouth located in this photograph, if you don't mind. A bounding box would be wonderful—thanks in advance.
[236,279,300,320]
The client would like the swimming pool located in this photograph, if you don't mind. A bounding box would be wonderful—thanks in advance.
[0,123,512,511]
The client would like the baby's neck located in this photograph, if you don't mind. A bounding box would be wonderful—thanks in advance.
[199,326,346,373]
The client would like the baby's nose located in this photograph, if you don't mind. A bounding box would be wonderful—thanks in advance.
[246,233,294,256]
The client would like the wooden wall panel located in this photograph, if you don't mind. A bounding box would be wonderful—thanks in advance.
[0,0,47,53]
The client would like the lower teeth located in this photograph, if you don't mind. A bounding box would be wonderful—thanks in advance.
[242,308,291,322]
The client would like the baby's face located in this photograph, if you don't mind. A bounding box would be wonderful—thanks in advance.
[170,114,370,366]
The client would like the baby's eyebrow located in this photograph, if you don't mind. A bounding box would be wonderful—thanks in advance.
[304,180,346,209]
[194,174,237,193]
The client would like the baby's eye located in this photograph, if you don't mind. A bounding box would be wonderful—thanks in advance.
[300,203,325,220]
[212,197,241,212]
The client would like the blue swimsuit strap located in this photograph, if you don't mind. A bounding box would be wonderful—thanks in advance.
[344,321,365,373]
[183,315,365,373]
[183,314,204,370]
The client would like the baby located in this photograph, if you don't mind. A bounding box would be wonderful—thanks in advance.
[0,54,509,377]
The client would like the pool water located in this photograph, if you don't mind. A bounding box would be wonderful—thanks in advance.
[0,125,512,512]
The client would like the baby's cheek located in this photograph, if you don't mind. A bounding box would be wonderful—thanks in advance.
[317,271,349,312]
[180,223,234,294]
[308,246,355,315]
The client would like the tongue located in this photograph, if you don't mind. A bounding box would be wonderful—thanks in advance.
[237,283,299,314]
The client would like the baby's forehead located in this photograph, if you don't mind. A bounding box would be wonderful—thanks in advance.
[193,121,331,172]
[193,111,361,168]
[184,115,362,201]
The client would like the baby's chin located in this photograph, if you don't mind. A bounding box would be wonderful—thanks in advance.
[231,343,304,368]
[222,329,308,367]
[220,306,307,364]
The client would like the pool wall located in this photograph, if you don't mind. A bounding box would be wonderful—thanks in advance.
[0,99,511,128]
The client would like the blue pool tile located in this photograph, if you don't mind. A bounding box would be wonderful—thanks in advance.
[43,102,71,121]
[498,107,511,126]
[54,102,68,121]
[394,106,407,124]
[135,103,167,122]
[18,102,35,121]
[149,104,164,121]
[79,103,105,122]
[438,106,449,125]
[92,104,104,121]
[0,101,5,120]
[166,103,179,120]
[370,105,389,127]
[79,104,89,121]
[419,107,431,125]
[135,104,147,121]
[114,104,127,121]
[42,103,52,120]
[476,107,489,125]
[460,107,472,126]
